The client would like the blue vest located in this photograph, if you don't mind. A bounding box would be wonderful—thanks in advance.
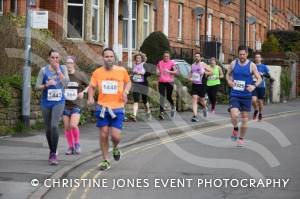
[230,60,253,98]
[41,65,65,108]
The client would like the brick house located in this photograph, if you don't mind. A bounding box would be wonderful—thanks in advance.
[1,0,156,65]
[155,0,300,63]
[0,0,299,64]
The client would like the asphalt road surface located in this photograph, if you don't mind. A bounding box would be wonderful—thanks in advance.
[43,112,300,199]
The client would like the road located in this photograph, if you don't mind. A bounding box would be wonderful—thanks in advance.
[43,112,300,199]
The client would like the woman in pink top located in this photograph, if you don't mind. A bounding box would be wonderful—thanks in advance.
[156,51,179,120]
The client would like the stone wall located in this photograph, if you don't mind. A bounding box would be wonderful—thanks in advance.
[0,89,43,128]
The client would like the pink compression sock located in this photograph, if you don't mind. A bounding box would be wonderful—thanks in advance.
[65,130,74,148]
[72,128,80,144]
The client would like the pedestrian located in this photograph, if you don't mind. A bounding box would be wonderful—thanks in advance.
[156,51,179,120]
[226,46,262,147]
[206,57,224,113]
[131,52,152,121]
[88,48,131,171]
[252,53,273,121]
[35,49,69,165]
[63,56,89,155]
[190,53,212,122]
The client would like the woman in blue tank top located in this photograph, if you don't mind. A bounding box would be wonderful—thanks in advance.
[35,49,69,165]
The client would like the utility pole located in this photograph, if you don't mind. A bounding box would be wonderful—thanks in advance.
[239,0,247,46]
[22,0,34,127]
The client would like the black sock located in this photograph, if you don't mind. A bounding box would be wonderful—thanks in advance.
[234,127,239,131]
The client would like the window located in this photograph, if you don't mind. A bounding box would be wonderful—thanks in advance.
[207,14,212,41]
[11,0,17,15]
[92,0,99,41]
[0,0,3,15]
[196,16,201,46]
[143,3,150,40]
[220,18,224,43]
[67,0,84,39]
[177,3,183,41]
[104,0,109,47]
[163,0,169,36]
[230,22,234,52]
[122,0,137,49]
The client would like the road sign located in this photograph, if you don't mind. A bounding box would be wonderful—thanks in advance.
[31,11,48,29]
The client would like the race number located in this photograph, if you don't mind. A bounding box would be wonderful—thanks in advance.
[233,80,246,91]
[208,75,217,80]
[64,89,78,101]
[192,73,202,81]
[133,74,144,82]
[47,89,62,101]
[102,80,118,94]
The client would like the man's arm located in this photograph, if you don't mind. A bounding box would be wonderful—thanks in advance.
[251,63,262,87]
[226,61,235,87]
[218,66,224,79]
[87,85,95,105]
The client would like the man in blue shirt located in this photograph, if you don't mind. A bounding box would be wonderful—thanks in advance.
[252,53,273,121]
[226,46,262,147]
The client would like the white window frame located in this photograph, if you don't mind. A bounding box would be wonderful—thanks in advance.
[177,3,183,41]
[0,0,3,15]
[122,0,137,49]
[220,18,224,43]
[163,0,169,36]
[230,22,234,52]
[143,3,150,40]
[207,14,212,41]
[196,16,201,46]
[91,0,100,42]
[67,0,85,40]
[104,0,109,47]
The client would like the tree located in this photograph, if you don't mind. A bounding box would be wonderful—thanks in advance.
[262,34,281,53]
[140,31,170,65]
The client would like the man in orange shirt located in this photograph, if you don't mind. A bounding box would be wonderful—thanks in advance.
[88,48,131,171]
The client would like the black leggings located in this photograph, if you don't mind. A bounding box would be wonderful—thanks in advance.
[159,82,174,113]
[207,85,219,110]
[41,103,64,154]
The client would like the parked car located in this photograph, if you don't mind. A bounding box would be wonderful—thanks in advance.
[172,59,191,78]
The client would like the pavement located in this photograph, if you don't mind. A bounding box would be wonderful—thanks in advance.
[0,100,300,199]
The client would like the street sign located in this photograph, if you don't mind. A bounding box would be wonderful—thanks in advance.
[31,11,48,29]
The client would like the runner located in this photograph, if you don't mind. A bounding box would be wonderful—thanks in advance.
[88,48,131,171]
[131,52,151,121]
[63,56,89,155]
[207,57,224,113]
[35,49,69,165]
[252,53,273,121]
[226,46,262,147]
[156,51,179,120]
[190,53,212,122]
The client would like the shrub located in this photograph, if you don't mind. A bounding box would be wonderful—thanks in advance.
[280,68,292,100]
[262,34,281,53]
[140,31,170,65]
[267,30,300,52]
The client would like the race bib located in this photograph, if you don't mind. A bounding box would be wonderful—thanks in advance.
[133,74,144,82]
[102,80,118,94]
[208,75,217,80]
[64,89,78,101]
[192,73,202,81]
[233,80,246,91]
[47,89,62,101]
[67,82,79,87]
